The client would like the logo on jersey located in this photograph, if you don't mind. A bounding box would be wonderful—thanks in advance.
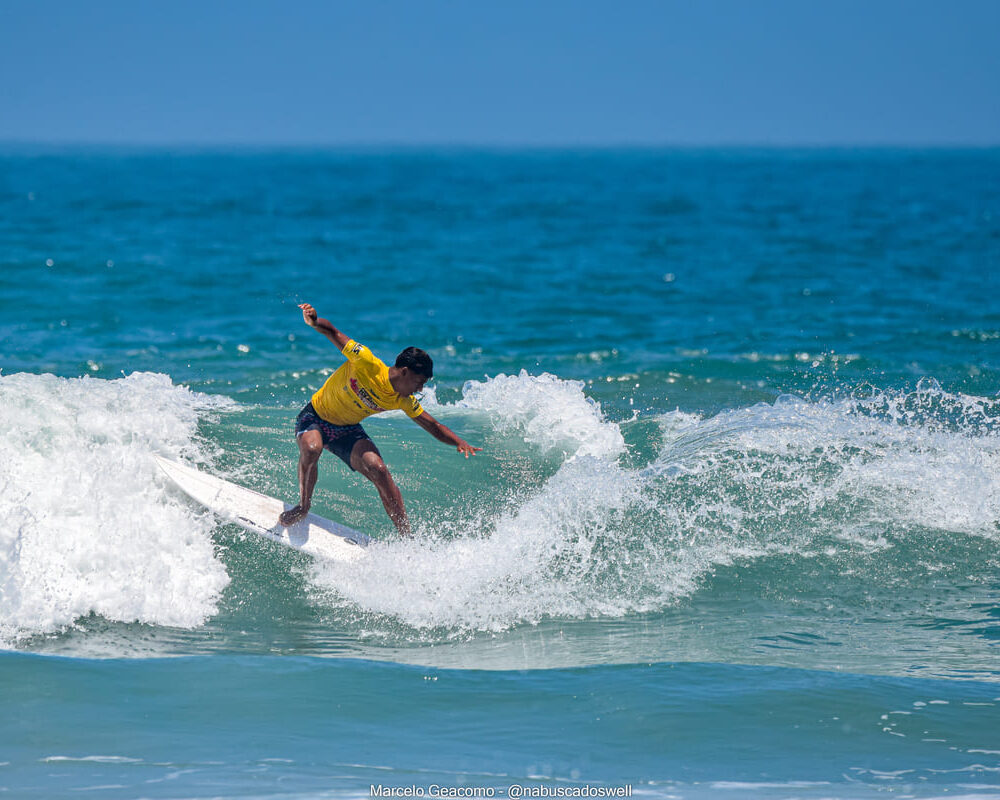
[349,378,381,411]
[351,343,363,355]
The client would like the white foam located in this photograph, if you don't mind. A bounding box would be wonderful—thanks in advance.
[311,372,674,632]
[636,387,1000,605]
[313,455,645,631]
[311,377,1000,634]
[652,389,1000,542]
[0,372,233,645]
[8,368,990,642]
[455,370,625,459]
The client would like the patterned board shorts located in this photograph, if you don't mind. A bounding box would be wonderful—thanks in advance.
[294,402,372,470]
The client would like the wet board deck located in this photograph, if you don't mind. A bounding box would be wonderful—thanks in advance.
[155,455,369,562]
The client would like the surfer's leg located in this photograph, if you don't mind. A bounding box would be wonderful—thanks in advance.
[350,439,412,537]
[280,429,323,526]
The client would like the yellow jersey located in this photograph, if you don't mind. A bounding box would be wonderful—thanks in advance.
[311,339,425,426]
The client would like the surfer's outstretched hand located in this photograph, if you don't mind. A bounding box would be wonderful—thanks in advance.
[298,303,318,327]
[456,440,482,458]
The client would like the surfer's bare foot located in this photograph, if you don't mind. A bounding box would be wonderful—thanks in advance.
[279,504,309,526]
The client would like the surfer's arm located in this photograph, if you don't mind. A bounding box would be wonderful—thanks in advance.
[298,303,350,350]
[413,412,482,458]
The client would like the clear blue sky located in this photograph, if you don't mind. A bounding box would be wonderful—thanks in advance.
[2,0,998,146]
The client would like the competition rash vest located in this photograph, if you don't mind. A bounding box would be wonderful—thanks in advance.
[311,339,424,426]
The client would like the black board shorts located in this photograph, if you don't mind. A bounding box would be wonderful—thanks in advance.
[294,402,371,470]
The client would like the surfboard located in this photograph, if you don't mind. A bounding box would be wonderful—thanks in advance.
[154,455,370,562]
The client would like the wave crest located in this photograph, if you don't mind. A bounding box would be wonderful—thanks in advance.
[313,377,1000,634]
[0,372,233,644]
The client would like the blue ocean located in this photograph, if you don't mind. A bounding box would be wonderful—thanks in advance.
[1,148,998,799]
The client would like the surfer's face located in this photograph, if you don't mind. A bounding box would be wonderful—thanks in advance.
[394,367,429,396]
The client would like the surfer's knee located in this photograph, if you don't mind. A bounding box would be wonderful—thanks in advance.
[349,439,379,472]
[365,457,391,483]
[369,459,392,486]
[298,430,323,460]
[356,450,391,485]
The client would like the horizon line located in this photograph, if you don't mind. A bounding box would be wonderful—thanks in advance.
[1,138,998,152]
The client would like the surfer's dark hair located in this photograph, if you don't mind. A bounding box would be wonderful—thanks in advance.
[395,347,433,378]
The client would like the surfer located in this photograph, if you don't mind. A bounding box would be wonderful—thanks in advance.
[280,303,481,536]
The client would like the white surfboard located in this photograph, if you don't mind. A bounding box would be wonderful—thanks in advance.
[155,455,369,562]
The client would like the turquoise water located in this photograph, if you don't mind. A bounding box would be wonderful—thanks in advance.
[1,148,999,798]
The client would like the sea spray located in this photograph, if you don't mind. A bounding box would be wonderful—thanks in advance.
[311,375,1000,636]
[0,372,234,643]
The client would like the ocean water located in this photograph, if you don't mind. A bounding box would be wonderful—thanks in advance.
[1,147,998,799]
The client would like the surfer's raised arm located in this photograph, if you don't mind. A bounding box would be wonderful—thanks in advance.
[298,303,350,350]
